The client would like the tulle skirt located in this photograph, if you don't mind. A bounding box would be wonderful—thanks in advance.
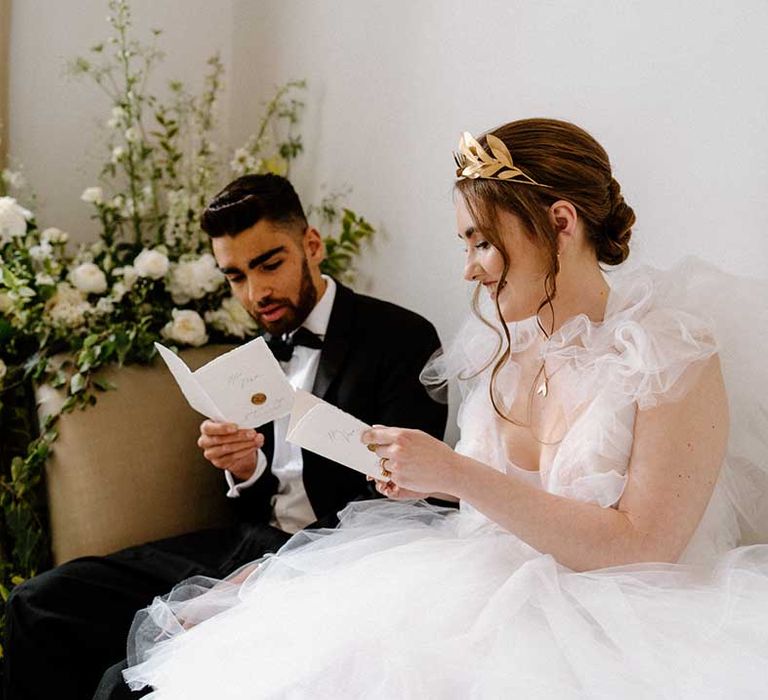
[124,499,768,699]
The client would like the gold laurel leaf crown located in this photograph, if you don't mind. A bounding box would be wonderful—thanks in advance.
[453,132,551,188]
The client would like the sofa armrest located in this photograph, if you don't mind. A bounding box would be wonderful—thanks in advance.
[37,345,238,564]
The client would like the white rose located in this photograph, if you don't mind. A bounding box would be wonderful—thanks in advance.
[80,187,104,205]
[45,282,91,328]
[134,249,169,280]
[70,262,108,295]
[167,254,225,304]
[205,296,258,339]
[161,309,208,347]
[41,227,69,245]
[124,127,139,142]
[0,358,7,385]
[111,146,126,163]
[0,196,32,242]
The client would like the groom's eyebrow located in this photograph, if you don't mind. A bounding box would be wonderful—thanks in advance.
[247,246,286,269]
[219,246,286,274]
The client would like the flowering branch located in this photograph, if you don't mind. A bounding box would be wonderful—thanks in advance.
[0,0,376,660]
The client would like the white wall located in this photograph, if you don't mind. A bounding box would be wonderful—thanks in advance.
[9,0,768,436]
[228,0,768,340]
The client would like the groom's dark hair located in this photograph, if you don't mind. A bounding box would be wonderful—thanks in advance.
[201,173,308,238]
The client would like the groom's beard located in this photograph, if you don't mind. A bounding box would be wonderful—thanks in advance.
[253,257,318,336]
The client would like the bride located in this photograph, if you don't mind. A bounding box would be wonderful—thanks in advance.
[120,119,768,698]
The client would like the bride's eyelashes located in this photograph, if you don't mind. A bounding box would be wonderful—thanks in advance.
[461,240,492,254]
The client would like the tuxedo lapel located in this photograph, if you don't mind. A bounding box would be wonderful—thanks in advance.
[312,280,354,400]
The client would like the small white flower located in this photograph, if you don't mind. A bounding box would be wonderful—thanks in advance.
[70,262,108,295]
[88,240,106,257]
[133,248,169,280]
[230,148,260,175]
[29,241,53,262]
[110,281,129,302]
[167,254,225,304]
[0,290,12,314]
[231,147,249,165]
[80,187,104,205]
[95,297,115,315]
[0,196,33,242]
[35,272,56,286]
[111,146,126,163]
[205,296,258,339]
[0,358,7,385]
[41,227,70,245]
[124,127,139,143]
[161,309,208,347]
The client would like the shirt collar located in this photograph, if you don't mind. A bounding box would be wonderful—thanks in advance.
[294,275,335,339]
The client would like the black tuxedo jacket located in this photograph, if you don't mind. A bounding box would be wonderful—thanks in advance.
[231,279,448,526]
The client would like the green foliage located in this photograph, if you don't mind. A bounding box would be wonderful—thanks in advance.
[0,0,375,660]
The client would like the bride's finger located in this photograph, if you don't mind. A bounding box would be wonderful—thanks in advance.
[361,426,399,448]
[369,443,399,460]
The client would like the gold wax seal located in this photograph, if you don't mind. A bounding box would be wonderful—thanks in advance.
[250,393,267,405]
[367,443,378,452]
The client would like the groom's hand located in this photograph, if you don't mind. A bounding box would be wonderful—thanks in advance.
[198,420,264,481]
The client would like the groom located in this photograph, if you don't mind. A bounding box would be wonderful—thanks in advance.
[4,174,447,700]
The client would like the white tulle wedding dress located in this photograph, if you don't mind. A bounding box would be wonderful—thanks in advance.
[123,258,768,699]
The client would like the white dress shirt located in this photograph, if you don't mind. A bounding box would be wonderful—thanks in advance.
[225,276,336,533]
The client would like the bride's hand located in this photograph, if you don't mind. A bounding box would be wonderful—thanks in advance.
[362,426,460,495]
[366,475,431,501]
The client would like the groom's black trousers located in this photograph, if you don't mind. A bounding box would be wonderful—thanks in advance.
[3,521,295,700]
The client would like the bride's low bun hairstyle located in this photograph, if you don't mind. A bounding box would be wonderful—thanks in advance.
[598,178,635,265]
[456,118,635,271]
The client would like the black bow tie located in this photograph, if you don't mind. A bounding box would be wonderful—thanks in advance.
[265,327,324,362]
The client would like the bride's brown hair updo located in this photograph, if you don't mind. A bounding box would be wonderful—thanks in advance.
[455,118,636,428]
[456,118,635,273]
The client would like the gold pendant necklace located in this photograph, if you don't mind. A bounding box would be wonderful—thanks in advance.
[534,360,550,398]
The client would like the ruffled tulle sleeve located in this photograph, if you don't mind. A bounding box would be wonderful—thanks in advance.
[542,263,720,507]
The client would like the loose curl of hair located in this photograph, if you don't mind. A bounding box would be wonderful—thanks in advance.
[455,118,636,427]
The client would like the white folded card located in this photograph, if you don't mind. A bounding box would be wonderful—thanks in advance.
[286,389,387,480]
[154,337,295,428]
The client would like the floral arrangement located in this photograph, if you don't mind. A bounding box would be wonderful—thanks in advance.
[0,0,374,657]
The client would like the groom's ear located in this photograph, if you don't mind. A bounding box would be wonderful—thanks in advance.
[548,200,578,254]
[302,226,326,264]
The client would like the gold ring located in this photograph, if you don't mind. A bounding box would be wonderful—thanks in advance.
[379,457,391,479]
